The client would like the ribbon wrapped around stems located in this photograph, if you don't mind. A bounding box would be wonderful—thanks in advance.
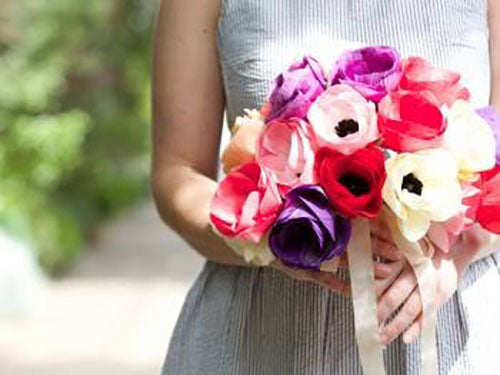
[347,218,386,374]
[348,208,439,375]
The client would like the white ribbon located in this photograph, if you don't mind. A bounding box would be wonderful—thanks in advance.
[348,218,386,375]
[384,209,438,375]
[348,211,439,375]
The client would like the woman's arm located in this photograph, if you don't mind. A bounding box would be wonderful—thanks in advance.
[151,0,247,266]
[151,0,378,295]
[491,0,500,109]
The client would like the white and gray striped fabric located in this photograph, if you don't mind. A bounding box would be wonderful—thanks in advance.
[162,1,500,374]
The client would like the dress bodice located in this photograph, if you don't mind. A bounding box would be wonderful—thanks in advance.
[217,0,490,126]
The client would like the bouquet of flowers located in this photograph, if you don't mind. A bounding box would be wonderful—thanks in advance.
[209,46,500,375]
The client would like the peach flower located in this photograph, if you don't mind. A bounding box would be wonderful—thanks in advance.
[221,109,265,173]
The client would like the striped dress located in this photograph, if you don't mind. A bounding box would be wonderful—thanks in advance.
[162,1,500,374]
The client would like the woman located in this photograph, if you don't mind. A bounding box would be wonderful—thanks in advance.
[152,0,500,373]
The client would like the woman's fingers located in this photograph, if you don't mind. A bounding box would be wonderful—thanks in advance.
[379,288,423,345]
[374,259,404,280]
[312,271,351,297]
[374,260,403,296]
[273,262,351,297]
[338,253,349,270]
[377,265,418,324]
[371,236,403,262]
[371,217,393,243]
[402,314,423,344]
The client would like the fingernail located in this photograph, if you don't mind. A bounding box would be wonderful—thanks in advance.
[403,333,414,344]
[379,333,389,345]
[376,263,392,274]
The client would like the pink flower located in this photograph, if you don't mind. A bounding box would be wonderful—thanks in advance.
[210,162,283,243]
[329,46,403,103]
[427,213,465,253]
[256,118,315,191]
[400,57,470,107]
[307,84,379,154]
[378,90,447,152]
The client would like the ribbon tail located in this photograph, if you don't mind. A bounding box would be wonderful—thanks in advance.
[384,210,438,375]
[348,218,386,375]
[418,258,439,375]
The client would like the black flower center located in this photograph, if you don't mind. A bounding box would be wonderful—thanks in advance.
[335,119,359,138]
[339,173,371,197]
[401,173,423,196]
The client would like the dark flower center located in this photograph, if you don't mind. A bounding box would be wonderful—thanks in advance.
[335,119,359,138]
[339,173,371,196]
[401,173,423,196]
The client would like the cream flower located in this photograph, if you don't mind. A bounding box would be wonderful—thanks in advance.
[225,235,275,266]
[442,100,496,180]
[383,149,462,242]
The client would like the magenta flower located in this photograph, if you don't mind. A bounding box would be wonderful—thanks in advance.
[330,46,403,103]
[477,106,500,165]
[267,56,327,122]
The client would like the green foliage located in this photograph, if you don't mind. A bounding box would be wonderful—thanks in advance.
[0,0,156,274]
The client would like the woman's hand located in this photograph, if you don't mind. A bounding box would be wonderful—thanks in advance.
[376,226,484,345]
[271,257,352,297]
[271,230,404,298]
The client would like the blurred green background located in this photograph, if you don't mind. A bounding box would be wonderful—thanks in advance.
[0,0,157,275]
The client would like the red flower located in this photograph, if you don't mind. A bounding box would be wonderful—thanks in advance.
[399,57,470,107]
[314,145,386,218]
[378,90,447,152]
[464,166,500,234]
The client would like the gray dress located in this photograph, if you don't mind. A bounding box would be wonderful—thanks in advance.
[163,1,500,374]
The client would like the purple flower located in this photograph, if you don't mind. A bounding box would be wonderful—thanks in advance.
[477,106,500,165]
[267,56,326,122]
[330,46,403,103]
[269,185,351,270]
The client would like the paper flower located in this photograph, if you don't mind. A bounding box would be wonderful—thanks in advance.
[314,145,386,219]
[464,166,500,234]
[442,100,496,179]
[383,149,462,241]
[427,213,465,253]
[269,185,351,270]
[225,235,275,266]
[476,106,500,165]
[330,46,402,103]
[210,162,282,244]
[378,90,447,152]
[399,57,470,107]
[256,118,315,191]
[307,84,379,154]
[267,56,326,122]
[221,109,265,173]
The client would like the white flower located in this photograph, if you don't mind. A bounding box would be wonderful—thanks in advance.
[225,235,275,266]
[442,100,496,178]
[383,149,462,242]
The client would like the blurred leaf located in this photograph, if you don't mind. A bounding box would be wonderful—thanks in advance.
[0,0,157,274]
